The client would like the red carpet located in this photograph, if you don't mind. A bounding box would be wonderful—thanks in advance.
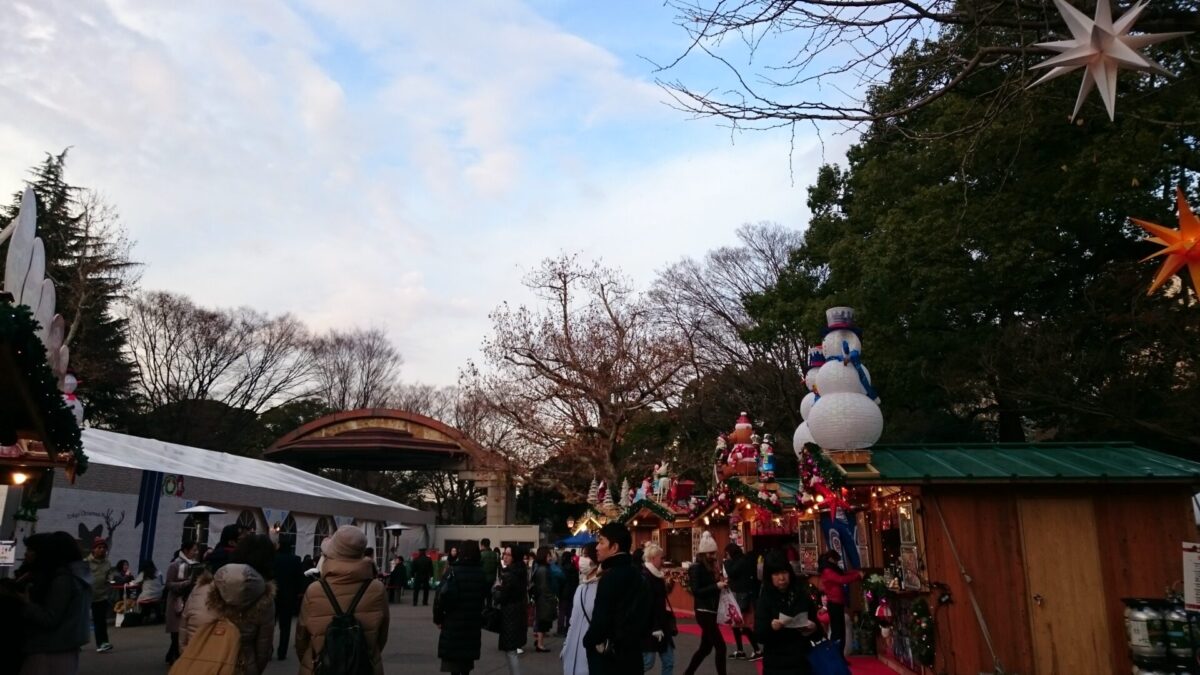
[674,622,896,674]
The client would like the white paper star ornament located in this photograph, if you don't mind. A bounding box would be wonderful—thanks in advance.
[1029,0,1188,120]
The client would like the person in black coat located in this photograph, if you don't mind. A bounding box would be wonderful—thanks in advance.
[412,549,434,607]
[641,542,676,675]
[273,542,305,660]
[205,524,243,573]
[683,531,727,675]
[556,551,578,637]
[388,556,408,603]
[583,523,650,675]
[754,557,818,675]
[434,540,488,675]
[723,542,762,659]
[496,547,528,674]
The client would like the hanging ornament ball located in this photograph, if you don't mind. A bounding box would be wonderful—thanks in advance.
[822,328,863,359]
[815,360,871,396]
[793,422,815,456]
[800,391,817,420]
[808,392,883,450]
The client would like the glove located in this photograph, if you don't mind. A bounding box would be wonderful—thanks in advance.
[652,630,665,641]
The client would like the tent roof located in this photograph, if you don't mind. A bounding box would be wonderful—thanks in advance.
[81,428,418,511]
[860,442,1200,484]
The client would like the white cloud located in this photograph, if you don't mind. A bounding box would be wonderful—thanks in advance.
[0,0,843,387]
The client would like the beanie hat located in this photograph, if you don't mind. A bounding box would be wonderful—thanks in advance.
[213,563,267,607]
[321,525,368,561]
[697,531,718,555]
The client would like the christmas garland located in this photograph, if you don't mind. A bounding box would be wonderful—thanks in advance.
[617,498,676,524]
[801,443,846,491]
[0,303,86,474]
[909,597,936,666]
[722,477,782,513]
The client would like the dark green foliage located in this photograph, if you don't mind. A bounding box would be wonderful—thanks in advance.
[0,150,140,428]
[0,303,86,473]
[746,21,1200,452]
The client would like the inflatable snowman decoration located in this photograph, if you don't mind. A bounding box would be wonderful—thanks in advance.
[800,307,882,451]
[792,349,825,456]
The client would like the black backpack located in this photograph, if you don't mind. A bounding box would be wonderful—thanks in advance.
[314,579,374,675]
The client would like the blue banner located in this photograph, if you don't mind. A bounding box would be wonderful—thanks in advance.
[820,507,861,570]
[135,471,164,565]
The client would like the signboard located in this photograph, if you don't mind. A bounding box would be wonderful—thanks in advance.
[0,541,14,566]
[1183,542,1200,612]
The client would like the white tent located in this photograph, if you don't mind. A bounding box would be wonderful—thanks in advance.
[82,428,418,511]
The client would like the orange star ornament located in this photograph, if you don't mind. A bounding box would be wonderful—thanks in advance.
[1131,188,1200,296]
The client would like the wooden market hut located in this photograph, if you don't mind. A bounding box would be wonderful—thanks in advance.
[833,441,1200,675]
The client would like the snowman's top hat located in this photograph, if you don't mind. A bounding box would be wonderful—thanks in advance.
[822,306,863,337]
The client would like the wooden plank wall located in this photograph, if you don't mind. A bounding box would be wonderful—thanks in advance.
[1093,486,1197,675]
[921,489,1036,675]
[922,485,1198,675]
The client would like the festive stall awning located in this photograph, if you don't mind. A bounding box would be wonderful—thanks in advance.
[616,498,677,524]
[857,442,1200,484]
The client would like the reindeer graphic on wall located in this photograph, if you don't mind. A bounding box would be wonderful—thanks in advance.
[70,509,126,549]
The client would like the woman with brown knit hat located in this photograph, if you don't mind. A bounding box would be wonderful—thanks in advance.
[177,563,275,675]
[296,525,389,675]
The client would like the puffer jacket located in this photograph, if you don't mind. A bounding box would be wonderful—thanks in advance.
[24,561,92,654]
[180,564,275,675]
[296,557,389,675]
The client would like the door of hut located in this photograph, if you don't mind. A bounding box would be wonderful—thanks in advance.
[1017,497,1113,674]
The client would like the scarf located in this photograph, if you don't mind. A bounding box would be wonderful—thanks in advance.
[643,561,664,578]
[176,554,197,580]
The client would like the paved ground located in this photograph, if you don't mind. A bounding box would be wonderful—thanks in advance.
[78,600,888,674]
[78,600,761,675]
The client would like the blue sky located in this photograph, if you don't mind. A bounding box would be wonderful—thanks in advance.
[0,1,854,385]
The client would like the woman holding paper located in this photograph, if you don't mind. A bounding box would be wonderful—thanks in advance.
[754,557,818,675]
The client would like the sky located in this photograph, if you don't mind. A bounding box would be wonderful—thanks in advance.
[0,0,855,386]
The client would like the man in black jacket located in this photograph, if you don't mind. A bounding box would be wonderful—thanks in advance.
[272,542,304,660]
[584,523,650,675]
[412,548,434,606]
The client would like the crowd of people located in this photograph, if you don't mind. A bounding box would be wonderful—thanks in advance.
[0,521,394,675]
[0,520,861,675]
[426,523,860,675]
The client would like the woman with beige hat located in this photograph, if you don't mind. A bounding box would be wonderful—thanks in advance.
[296,525,390,675]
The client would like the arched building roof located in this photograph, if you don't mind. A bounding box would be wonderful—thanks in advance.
[264,409,505,472]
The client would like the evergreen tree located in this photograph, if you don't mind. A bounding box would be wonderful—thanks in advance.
[0,150,140,427]
[746,23,1200,452]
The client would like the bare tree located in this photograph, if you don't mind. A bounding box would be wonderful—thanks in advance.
[64,190,140,347]
[124,291,313,412]
[308,327,402,410]
[655,0,1199,129]
[464,255,689,494]
[652,222,805,371]
[650,222,812,434]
